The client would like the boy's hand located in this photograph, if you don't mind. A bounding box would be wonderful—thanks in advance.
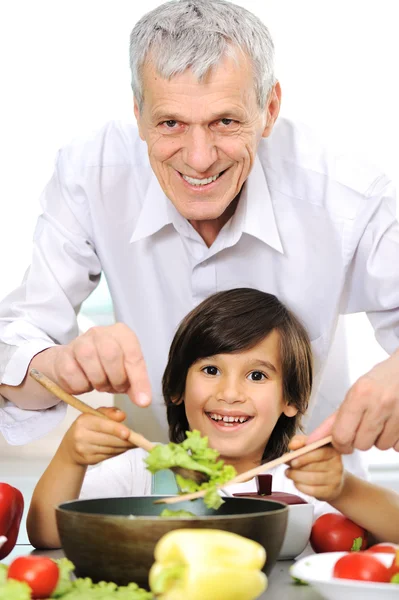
[285,434,345,502]
[60,407,133,466]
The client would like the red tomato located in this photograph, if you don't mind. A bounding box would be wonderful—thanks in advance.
[333,553,391,583]
[310,514,367,553]
[365,543,397,554]
[7,556,59,599]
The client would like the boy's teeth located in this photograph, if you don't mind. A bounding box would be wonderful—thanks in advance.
[209,413,249,424]
[182,173,220,186]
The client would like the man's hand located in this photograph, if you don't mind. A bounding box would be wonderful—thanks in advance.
[285,435,344,502]
[307,351,399,453]
[31,323,151,407]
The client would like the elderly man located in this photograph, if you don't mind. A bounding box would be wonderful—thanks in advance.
[1,0,399,465]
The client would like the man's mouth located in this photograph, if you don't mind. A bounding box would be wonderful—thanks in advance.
[206,411,253,428]
[179,169,227,187]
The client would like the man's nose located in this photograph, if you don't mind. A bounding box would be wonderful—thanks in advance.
[181,125,218,173]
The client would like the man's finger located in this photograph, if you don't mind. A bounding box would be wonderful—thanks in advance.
[109,323,152,407]
[97,335,130,393]
[351,406,386,451]
[56,350,92,394]
[332,386,368,453]
[120,341,151,406]
[72,339,110,391]
[306,412,336,444]
[124,353,151,407]
[375,415,399,450]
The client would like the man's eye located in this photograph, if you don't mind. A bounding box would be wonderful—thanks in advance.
[162,120,178,128]
[202,366,219,376]
[220,118,234,126]
[248,371,266,381]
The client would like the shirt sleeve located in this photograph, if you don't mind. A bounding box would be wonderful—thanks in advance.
[0,149,102,443]
[342,176,399,354]
[0,395,67,445]
[79,448,151,499]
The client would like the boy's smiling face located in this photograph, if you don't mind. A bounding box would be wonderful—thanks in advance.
[183,330,298,474]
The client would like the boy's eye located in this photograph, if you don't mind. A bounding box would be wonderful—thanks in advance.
[247,371,266,381]
[202,366,220,376]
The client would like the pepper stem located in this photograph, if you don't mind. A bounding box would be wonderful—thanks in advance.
[151,564,186,595]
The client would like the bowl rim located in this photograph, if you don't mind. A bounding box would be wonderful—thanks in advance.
[291,551,398,591]
[56,495,289,521]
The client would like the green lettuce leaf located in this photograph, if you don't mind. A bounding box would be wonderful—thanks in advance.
[51,558,75,597]
[0,579,31,600]
[203,487,224,510]
[145,430,237,510]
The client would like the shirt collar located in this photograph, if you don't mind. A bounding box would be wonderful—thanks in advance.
[239,155,284,254]
[130,156,284,254]
[130,172,172,243]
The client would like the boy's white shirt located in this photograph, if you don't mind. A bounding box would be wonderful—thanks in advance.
[79,446,336,521]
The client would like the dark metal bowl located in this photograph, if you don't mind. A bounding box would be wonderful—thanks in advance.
[56,496,288,587]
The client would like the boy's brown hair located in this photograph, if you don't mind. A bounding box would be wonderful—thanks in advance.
[163,288,313,461]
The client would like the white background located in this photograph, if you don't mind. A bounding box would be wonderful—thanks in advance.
[0,1,398,463]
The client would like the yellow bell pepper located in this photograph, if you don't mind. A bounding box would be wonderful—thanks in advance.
[149,529,267,600]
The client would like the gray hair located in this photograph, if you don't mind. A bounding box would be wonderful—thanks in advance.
[130,0,276,112]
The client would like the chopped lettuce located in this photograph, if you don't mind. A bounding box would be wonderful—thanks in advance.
[159,509,196,518]
[0,559,153,599]
[145,430,236,509]
[0,578,31,600]
[55,579,153,599]
[391,573,399,584]
[51,558,75,597]
[0,563,31,599]
[0,565,7,586]
[145,430,221,476]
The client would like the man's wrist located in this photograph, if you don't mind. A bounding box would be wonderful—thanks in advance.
[29,345,61,386]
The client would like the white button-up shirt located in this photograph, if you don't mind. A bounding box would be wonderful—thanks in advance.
[1,118,398,449]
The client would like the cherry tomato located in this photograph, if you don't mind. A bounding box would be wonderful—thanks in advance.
[333,553,391,583]
[365,543,398,554]
[7,556,59,599]
[310,513,367,553]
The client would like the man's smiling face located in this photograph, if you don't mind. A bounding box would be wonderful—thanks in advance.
[134,50,280,232]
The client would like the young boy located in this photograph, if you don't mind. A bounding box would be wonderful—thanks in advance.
[27,288,399,548]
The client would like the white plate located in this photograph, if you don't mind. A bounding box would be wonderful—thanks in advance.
[290,551,398,600]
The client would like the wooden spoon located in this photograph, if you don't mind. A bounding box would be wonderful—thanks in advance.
[29,369,208,483]
[154,434,333,505]
[30,369,155,451]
